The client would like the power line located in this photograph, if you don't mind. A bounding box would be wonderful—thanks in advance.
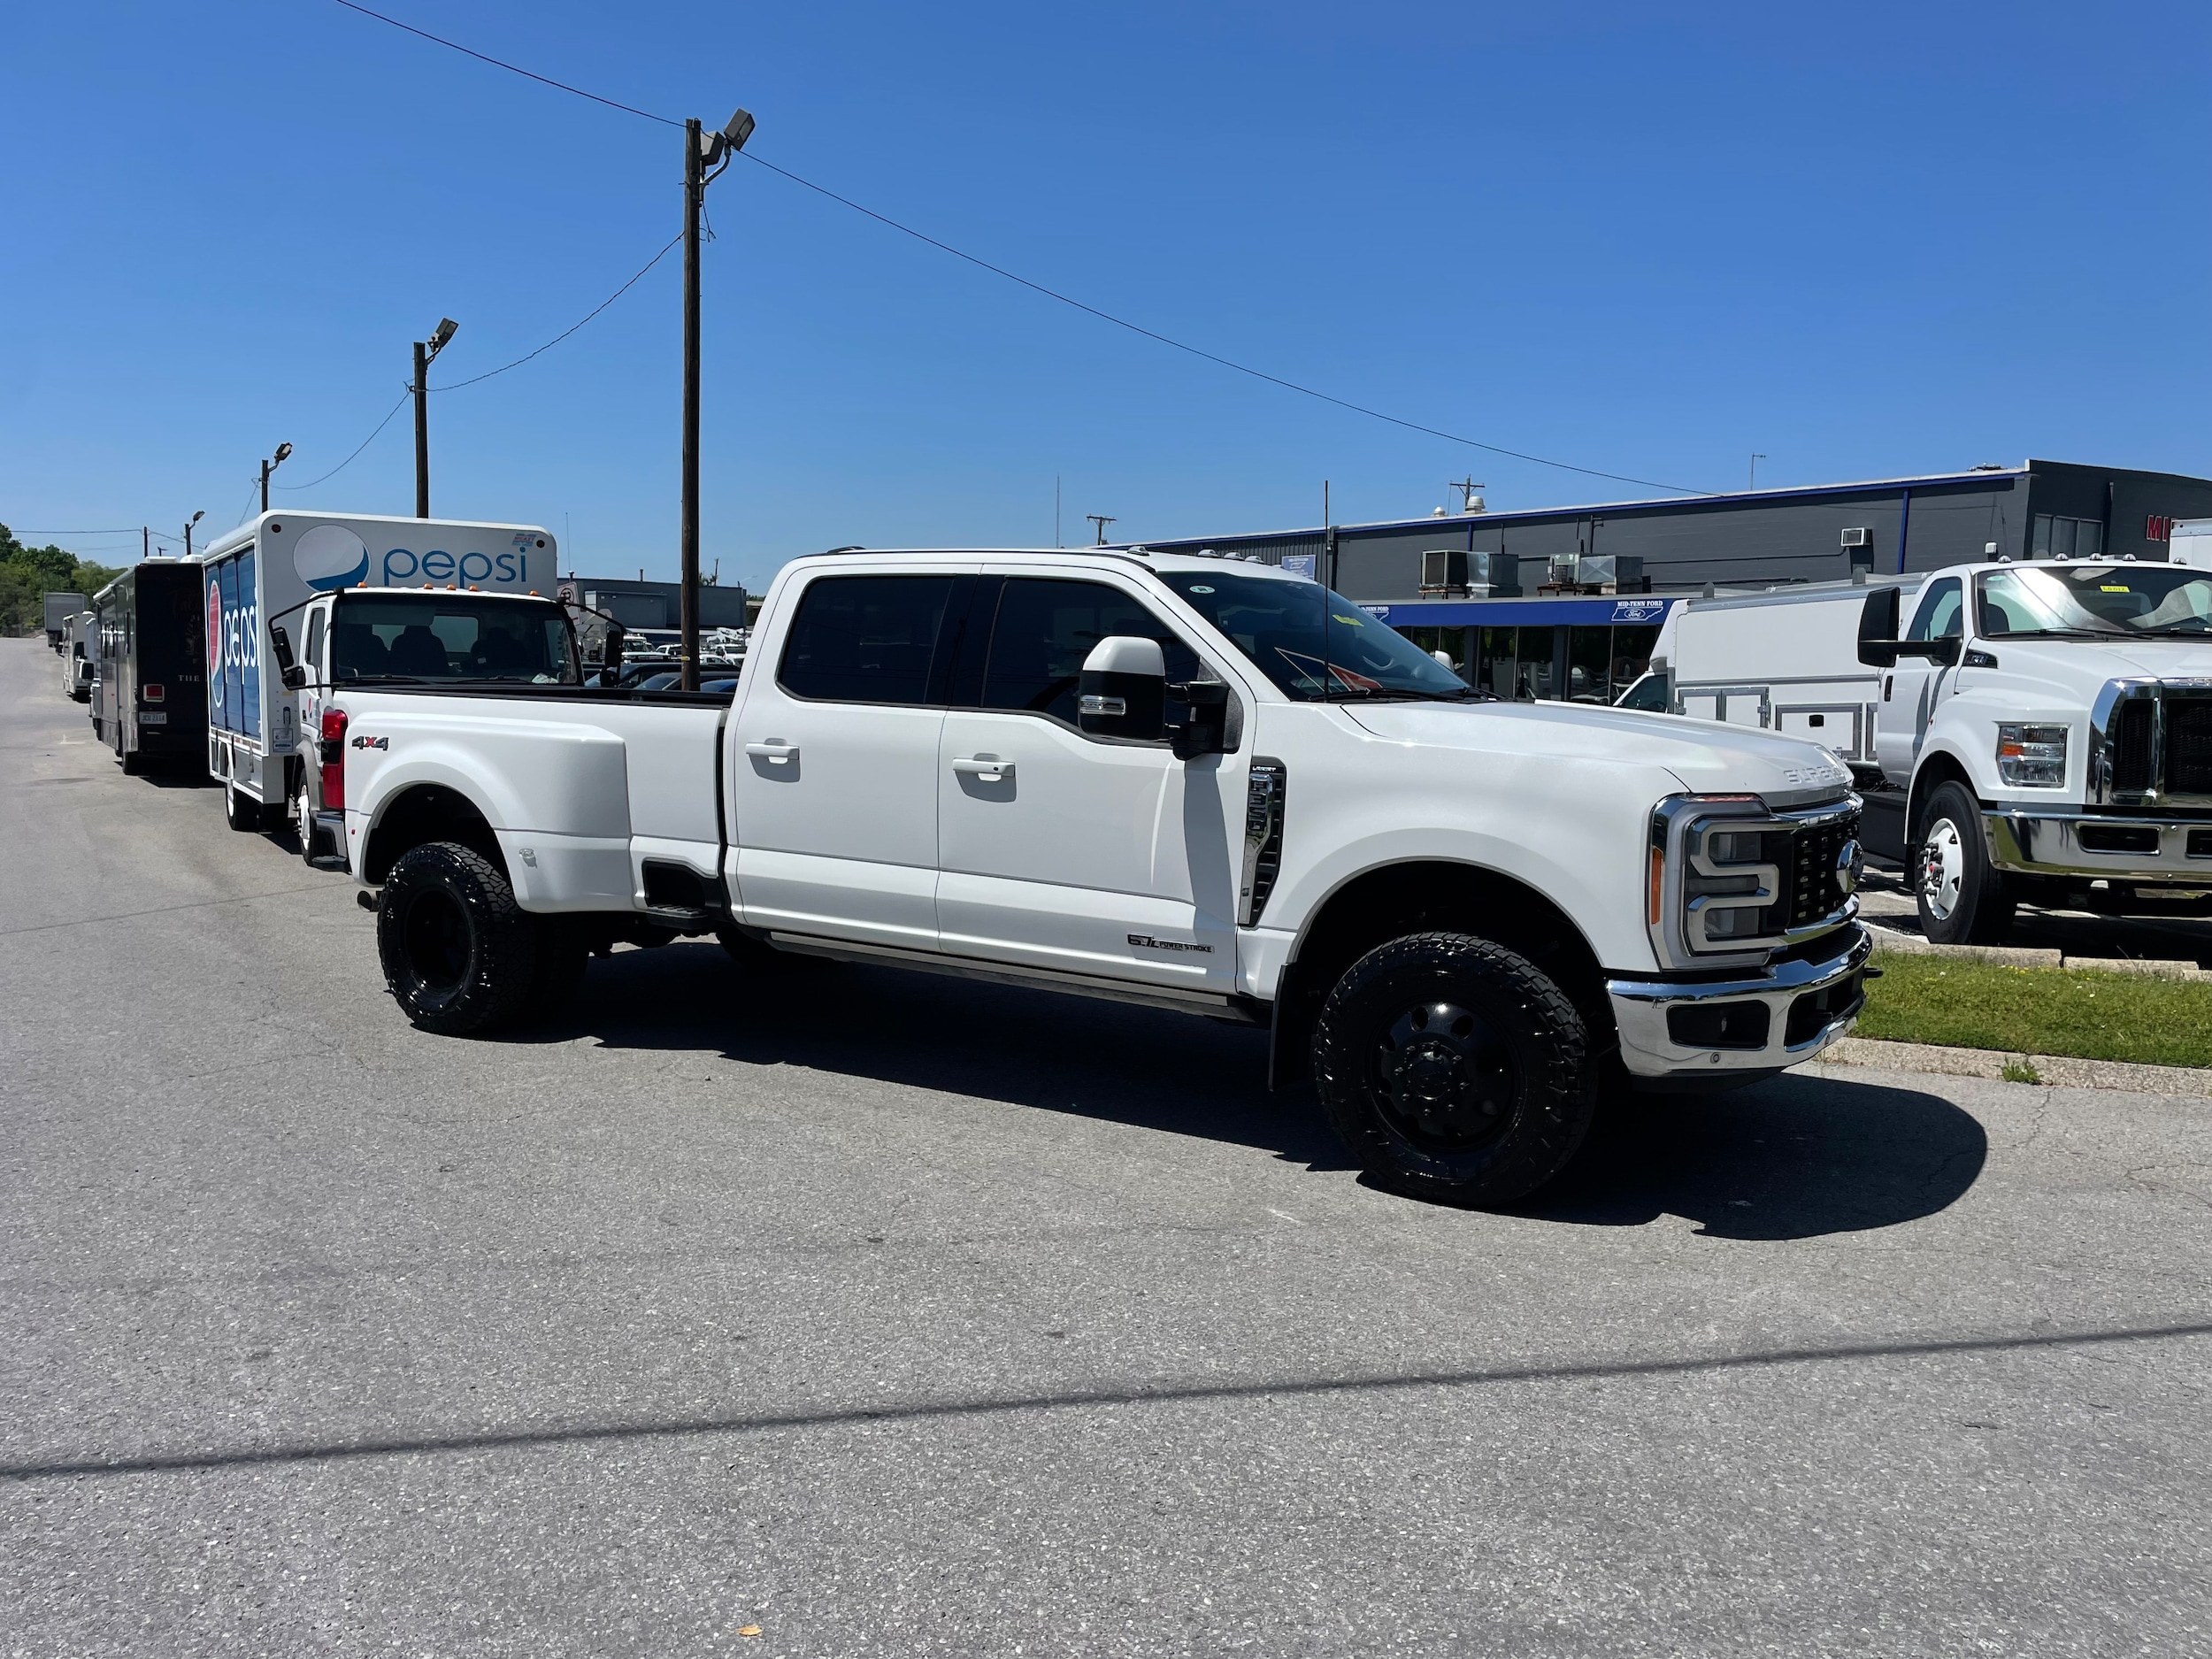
[324,0,1715,496]
[326,0,680,128]
[737,153,1709,495]
[274,392,410,493]
[432,234,683,391]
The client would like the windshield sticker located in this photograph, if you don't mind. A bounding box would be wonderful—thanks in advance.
[2101,585,2129,593]
[1332,613,1365,627]
[1188,585,1214,594]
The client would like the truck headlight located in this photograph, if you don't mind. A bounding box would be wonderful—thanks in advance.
[1683,817,1780,951]
[1995,723,2067,787]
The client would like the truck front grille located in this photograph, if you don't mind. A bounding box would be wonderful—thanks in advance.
[1779,814,1858,932]
[2168,701,2212,796]
[2113,699,2157,795]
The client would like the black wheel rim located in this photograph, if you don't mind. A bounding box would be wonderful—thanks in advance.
[400,889,472,995]
[1371,999,1519,1154]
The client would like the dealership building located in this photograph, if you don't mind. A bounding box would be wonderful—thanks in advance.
[1139,458,2212,704]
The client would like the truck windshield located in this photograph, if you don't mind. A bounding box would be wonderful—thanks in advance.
[332,596,581,683]
[1157,571,1475,701]
[1977,565,2212,638]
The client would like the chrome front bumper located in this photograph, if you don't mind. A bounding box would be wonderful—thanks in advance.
[1607,924,1871,1079]
[1984,810,2212,884]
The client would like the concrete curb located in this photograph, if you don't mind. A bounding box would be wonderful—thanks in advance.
[1864,925,2209,981]
[1812,1036,2212,1097]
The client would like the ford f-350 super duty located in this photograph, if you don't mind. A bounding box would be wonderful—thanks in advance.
[317,549,1871,1205]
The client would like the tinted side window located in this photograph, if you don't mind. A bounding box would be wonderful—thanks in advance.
[981,578,1199,727]
[304,609,326,672]
[778,575,955,705]
[1908,578,1963,641]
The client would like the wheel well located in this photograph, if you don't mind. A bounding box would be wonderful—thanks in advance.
[1907,750,1973,841]
[363,784,508,886]
[1269,860,1612,1088]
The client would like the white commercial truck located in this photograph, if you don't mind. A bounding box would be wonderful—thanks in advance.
[195,511,557,832]
[311,547,1870,1207]
[1631,557,2212,943]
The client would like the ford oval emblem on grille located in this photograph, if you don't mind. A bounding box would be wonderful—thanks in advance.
[1836,838,1862,895]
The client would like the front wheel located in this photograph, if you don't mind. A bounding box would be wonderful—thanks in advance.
[376,841,540,1035]
[1310,932,1597,1207]
[225,780,262,831]
[1915,780,2015,944]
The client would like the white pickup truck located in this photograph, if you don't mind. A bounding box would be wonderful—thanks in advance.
[319,549,1870,1205]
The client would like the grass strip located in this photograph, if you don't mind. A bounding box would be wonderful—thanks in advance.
[1859,952,2212,1069]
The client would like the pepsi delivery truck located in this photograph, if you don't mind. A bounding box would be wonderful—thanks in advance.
[198,511,557,830]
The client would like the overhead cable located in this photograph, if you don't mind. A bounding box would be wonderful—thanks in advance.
[326,0,1712,495]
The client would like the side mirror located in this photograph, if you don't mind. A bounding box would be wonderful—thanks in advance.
[271,624,306,690]
[1171,680,1232,760]
[1078,635,1165,741]
[1856,588,1901,667]
[600,625,627,687]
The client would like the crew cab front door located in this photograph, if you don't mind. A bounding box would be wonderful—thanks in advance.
[934,573,1240,995]
[1876,575,1962,784]
[730,569,971,950]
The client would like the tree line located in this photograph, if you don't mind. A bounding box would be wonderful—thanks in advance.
[0,525,125,635]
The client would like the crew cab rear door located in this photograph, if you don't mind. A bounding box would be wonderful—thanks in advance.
[729,566,973,950]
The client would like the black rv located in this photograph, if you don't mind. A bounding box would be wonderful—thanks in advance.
[90,560,208,774]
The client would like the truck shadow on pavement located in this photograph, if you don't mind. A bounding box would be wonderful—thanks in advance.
[535,942,1986,1241]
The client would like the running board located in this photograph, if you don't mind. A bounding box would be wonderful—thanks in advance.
[762,930,1269,1025]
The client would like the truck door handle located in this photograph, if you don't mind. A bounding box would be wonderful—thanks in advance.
[744,740,798,763]
[952,756,1013,778]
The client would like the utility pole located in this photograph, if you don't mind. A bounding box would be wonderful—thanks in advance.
[183,510,204,560]
[1055,476,1062,548]
[680,115,703,688]
[679,107,754,692]
[142,527,149,562]
[1086,514,1116,546]
[260,442,293,512]
[1450,477,1485,512]
[413,319,458,518]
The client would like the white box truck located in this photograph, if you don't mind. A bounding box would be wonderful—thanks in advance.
[196,511,557,831]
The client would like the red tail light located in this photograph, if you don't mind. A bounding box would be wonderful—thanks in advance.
[142,683,165,702]
[320,709,349,812]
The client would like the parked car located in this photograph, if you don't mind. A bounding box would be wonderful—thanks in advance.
[311,548,1868,1207]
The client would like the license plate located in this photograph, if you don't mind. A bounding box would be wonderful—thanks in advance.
[140,711,167,726]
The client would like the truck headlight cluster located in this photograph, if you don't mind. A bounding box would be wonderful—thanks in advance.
[1995,723,2068,787]
[1684,819,1780,949]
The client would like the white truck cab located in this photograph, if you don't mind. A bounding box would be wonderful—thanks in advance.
[1640,556,2212,942]
[323,548,1870,1207]
[1854,556,2212,941]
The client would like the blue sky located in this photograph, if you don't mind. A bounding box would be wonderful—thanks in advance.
[4,1,2206,592]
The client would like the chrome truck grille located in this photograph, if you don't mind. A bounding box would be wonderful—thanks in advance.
[2093,681,2212,806]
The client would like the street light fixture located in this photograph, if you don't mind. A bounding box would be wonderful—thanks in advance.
[679,106,754,690]
[413,318,459,518]
[260,441,293,512]
[183,509,205,560]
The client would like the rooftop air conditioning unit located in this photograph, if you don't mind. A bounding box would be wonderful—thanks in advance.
[1420,548,1470,595]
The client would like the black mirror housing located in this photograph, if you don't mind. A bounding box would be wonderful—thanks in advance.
[599,625,627,687]
[1171,680,1231,760]
[1856,588,1901,667]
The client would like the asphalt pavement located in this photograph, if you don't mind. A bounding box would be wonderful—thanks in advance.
[3,634,2208,1657]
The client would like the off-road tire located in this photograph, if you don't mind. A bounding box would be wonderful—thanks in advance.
[1311,931,1596,1207]
[1914,780,2015,945]
[376,841,539,1035]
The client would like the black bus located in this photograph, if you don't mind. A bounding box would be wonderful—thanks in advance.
[91,560,208,774]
